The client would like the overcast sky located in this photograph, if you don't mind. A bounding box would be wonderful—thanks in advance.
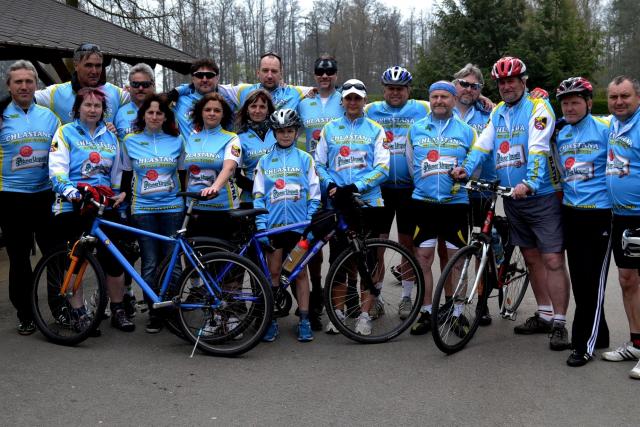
[297,0,435,16]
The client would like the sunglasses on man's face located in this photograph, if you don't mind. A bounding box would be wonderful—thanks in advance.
[130,81,153,89]
[457,79,482,90]
[76,42,101,53]
[193,71,217,79]
[342,82,366,91]
[315,67,337,76]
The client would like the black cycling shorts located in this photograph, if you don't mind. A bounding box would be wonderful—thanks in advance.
[412,201,469,249]
[380,187,416,235]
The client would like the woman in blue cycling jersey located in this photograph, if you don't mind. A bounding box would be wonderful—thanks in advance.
[235,89,276,207]
[253,109,321,342]
[49,87,129,332]
[185,92,242,241]
[121,94,184,333]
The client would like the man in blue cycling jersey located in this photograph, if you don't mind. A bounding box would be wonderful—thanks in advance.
[114,63,156,140]
[601,75,640,379]
[35,43,129,124]
[0,60,60,335]
[364,66,430,320]
[452,56,571,351]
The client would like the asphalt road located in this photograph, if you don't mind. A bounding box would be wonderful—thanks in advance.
[1,245,638,426]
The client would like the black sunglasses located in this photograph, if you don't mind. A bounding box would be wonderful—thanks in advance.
[130,81,153,89]
[315,67,337,76]
[342,82,366,91]
[192,71,218,79]
[75,42,101,53]
[457,79,482,90]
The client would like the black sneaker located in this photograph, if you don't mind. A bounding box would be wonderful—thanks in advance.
[122,293,137,319]
[514,313,552,335]
[452,314,471,338]
[479,306,492,326]
[308,313,323,331]
[566,350,592,367]
[111,309,135,332]
[17,320,36,335]
[549,323,570,351]
[145,316,163,334]
[410,312,431,335]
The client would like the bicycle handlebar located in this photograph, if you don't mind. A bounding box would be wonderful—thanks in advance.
[463,179,514,197]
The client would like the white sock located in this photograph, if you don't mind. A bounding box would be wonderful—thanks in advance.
[401,280,414,298]
[453,304,463,317]
[553,314,566,325]
[537,305,553,322]
[420,304,432,314]
[375,281,383,290]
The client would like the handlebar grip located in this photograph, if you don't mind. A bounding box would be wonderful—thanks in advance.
[177,191,212,201]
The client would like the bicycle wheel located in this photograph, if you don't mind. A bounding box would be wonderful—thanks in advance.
[31,245,107,345]
[431,244,490,354]
[324,238,425,343]
[499,245,530,316]
[176,252,273,357]
[155,237,235,339]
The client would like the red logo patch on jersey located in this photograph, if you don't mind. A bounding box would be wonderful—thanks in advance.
[89,152,101,163]
[427,150,439,162]
[339,145,350,157]
[499,141,510,154]
[19,146,33,157]
[385,130,394,142]
[609,149,615,161]
[564,157,575,169]
[312,129,321,141]
[146,170,159,181]
[189,165,201,175]
[275,178,285,189]
[534,117,547,130]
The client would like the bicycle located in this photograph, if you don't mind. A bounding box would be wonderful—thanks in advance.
[186,195,426,343]
[431,179,530,354]
[30,188,273,357]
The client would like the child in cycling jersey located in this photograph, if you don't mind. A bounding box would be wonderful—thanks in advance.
[252,108,321,342]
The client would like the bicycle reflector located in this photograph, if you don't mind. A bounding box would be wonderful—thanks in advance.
[622,228,640,257]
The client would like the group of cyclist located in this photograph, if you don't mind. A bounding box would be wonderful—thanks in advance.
[2,41,640,380]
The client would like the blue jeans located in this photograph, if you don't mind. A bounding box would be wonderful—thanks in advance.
[132,212,184,307]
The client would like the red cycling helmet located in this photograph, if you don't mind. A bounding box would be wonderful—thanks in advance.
[555,77,593,99]
[491,56,527,80]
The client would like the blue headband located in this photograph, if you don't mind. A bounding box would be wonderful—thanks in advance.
[429,81,457,96]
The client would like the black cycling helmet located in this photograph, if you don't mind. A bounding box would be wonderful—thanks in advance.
[269,108,301,130]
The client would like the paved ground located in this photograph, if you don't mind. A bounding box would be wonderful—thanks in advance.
[0,245,638,426]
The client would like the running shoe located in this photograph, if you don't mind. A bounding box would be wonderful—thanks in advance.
[410,311,431,335]
[549,323,570,351]
[325,309,345,335]
[297,319,314,342]
[354,312,372,336]
[17,320,36,335]
[262,320,279,342]
[602,341,640,362]
[513,313,552,335]
[398,297,412,320]
[369,295,385,320]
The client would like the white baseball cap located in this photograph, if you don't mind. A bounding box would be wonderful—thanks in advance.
[341,79,367,98]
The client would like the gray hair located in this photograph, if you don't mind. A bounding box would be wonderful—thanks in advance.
[609,75,640,96]
[6,60,38,85]
[453,63,484,85]
[128,63,155,83]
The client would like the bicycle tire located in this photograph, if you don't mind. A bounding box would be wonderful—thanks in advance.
[431,244,490,354]
[31,245,107,346]
[155,236,235,339]
[323,238,425,343]
[498,245,530,316]
[175,251,273,357]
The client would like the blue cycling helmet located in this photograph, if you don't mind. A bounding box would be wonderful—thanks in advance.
[381,66,412,86]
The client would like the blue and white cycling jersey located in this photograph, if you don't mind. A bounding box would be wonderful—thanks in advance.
[238,128,276,203]
[49,120,122,214]
[453,104,495,188]
[113,102,138,141]
[121,131,185,215]
[235,83,311,111]
[315,115,390,207]
[463,95,559,196]
[406,114,476,204]
[606,107,640,215]
[0,101,60,192]
[184,126,242,211]
[173,83,238,138]
[364,99,430,189]
[297,91,344,154]
[36,81,129,124]
[253,143,321,232]
[557,114,611,209]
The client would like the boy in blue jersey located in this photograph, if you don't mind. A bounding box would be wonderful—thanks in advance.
[253,109,321,342]
[0,61,60,335]
[555,77,612,367]
[601,76,640,379]
[452,57,571,351]
[365,66,430,320]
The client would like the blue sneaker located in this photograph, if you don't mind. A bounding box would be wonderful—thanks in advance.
[262,320,279,342]
[297,319,314,342]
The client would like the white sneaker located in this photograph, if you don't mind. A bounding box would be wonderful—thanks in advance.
[325,309,345,335]
[602,341,640,362]
[227,316,244,340]
[398,297,412,320]
[355,312,372,336]
[631,360,640,379]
